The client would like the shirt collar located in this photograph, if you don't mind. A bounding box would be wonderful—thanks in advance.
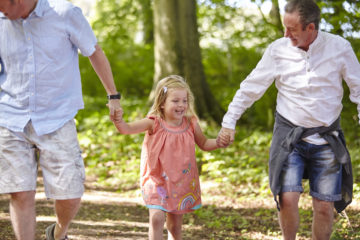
[308,30,323,52]
[31,0,46,18]
[287,30,323,53]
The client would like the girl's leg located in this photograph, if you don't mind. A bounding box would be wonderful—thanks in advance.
[149,209,166,240]
[166,213,183,240]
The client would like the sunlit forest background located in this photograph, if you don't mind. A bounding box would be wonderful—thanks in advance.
[71,0,360,238]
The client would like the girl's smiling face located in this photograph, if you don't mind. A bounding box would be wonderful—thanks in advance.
[161,88,188,126]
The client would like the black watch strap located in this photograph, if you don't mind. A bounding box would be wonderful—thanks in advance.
[107,93,121,100]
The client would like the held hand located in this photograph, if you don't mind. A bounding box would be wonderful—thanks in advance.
[216,127,235,148]
[113,108,124,123]
[107,99,122,122]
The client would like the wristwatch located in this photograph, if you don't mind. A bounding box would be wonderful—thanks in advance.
[107,93,121,100]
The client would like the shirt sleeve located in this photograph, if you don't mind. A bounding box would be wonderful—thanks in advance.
[190,116,198,133]
[0,57,3,75]
[222,44,277,129]
[66,6,97,57]
[147,115,158,135]
[342,42,360,124]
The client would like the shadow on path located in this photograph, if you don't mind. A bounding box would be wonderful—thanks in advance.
[0,179,359,239]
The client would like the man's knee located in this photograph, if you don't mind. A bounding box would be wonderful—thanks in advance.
[279,192,300,209]
[55,198,81,211]
[313,198,334,217]
[10,191,36,208]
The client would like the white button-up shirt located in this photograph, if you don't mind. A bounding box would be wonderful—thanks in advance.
[0,0,97,135]
[222,31,360,144]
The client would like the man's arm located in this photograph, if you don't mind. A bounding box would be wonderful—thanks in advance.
[88,44,121,120]
[342,42,360,123]
[222,45,276,130]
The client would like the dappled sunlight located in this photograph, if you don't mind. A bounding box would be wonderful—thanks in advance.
[242,231,309,240]
[36,215,149,228]
[1,178,359,239]
[81,190,143,205]
[0,212,10,221]
[201,180,276,209]
[36,190,144,205]
[349,199,360,210]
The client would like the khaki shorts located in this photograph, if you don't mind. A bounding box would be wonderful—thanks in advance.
[0,120,85,199]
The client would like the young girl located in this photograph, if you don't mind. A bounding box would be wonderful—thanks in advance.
[112,75,221,240]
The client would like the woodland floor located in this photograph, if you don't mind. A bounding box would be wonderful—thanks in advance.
[0,175,359,240]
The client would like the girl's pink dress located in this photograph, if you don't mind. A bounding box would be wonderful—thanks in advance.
[140,116,201,214]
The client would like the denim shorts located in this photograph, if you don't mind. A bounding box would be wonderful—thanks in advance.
[0,120,85,199]
[280,140,342,202]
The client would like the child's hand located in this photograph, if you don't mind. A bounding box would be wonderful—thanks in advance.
[216,127,235,148]
[107,100,121,122]
[113,108,124,123]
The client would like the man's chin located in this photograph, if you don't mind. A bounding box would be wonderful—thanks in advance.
[5,15,18,20]
[290,40,298,47]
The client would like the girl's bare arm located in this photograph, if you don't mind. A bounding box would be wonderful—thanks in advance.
[113,109,154,135]
[194,122,219,151]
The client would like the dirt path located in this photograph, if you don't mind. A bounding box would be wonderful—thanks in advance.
[1,178,359,239]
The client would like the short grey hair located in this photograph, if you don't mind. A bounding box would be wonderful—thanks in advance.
[285,0,320,30]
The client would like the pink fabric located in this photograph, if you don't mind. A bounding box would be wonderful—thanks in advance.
[140,116,201,214]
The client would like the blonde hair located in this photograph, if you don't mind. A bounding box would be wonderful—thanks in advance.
[148,75,197,120]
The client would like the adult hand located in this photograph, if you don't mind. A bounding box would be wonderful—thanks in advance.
[216,127,235,148]
[107,99,122,121]
[113,108,124,124]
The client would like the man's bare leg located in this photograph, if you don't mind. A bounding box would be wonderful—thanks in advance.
[53,198,81,240]
[10,191,36,240]
[278,192,301,240]
[312,198,334,240]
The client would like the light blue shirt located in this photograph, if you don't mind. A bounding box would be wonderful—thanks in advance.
[0,0,97,135]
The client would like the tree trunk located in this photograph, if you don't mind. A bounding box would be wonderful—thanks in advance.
[139,0,154,45]
[152,0,224,123]
[270,0,284,35]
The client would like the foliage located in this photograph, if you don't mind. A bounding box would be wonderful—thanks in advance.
[79,0,154,98]
[76,96,147,190]
[197,1,281,129]
[197,0,282,50]
[316,0,360,38]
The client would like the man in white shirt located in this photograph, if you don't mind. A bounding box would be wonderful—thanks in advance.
[217,0,360,239]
